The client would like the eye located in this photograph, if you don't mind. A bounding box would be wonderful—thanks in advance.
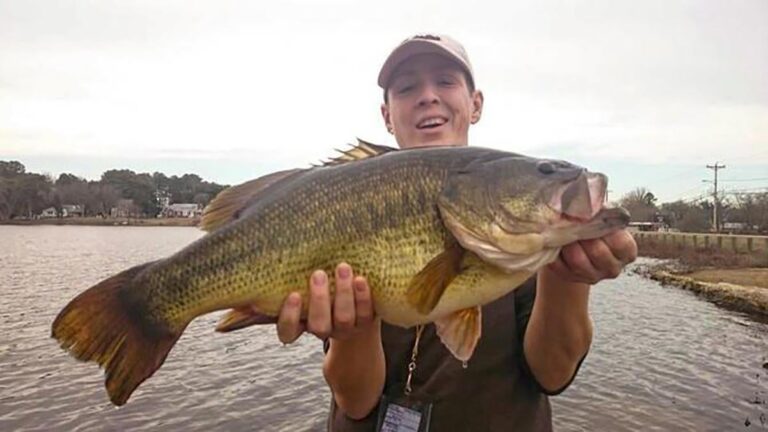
[437,76,457,86]
[537,161,556,175]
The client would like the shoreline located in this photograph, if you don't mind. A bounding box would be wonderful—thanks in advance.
[633,261,768,317]
[0,217,200,227]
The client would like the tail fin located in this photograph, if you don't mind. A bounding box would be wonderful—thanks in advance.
[51,261,187,406]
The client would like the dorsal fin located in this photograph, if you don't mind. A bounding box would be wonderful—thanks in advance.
[200,168,304,232]
[319,139,397,167]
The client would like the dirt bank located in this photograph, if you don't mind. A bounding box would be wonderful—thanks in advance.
[634,262,768,316]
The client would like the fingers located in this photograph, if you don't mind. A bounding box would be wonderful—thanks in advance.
[556,229,638,284]
[353,276,374,328]
[332,264,356,333]
[557,240,616,283]
[278,263,376,344]
[603,230,638,264]
[332,265,375,339]
[580,239,623,279]
[277,292,305,344]
[558,242,599,284]
[307,270,332,340]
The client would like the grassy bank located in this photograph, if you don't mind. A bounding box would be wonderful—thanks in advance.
[1,217,200,227]
[636,241,768,316]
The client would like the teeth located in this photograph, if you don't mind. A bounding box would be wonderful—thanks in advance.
[418,117,446,128]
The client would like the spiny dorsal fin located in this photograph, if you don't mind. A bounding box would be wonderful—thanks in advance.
[200,168,304,232]
[319,139,397,167]
[406,239,466,314]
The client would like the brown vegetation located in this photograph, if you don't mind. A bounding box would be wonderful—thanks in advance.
[685,268,768,289]
[637,240,767,269]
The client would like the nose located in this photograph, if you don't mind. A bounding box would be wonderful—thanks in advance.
[416,82,440,106]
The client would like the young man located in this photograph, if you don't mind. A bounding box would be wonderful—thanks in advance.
[277,34,637,431]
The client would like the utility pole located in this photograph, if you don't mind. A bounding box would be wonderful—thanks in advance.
[706,162,726,232]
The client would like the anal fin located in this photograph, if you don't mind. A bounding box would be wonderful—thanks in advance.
[406,240,465,314]
[215,306,276,332]
[434,306,482,362]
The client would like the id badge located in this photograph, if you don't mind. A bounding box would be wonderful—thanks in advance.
[374,394,433,432]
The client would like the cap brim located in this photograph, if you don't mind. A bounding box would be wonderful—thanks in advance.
[377,40,470,89]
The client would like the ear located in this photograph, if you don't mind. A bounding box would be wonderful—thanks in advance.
[381,103,394,134]
[470,90,484,124]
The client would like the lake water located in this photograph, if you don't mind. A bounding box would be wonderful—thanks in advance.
[0,226,766,431]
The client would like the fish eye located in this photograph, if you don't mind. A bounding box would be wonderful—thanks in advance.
[537,161,556,175]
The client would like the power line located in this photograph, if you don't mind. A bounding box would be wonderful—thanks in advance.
[718,177,768,182]
[668,185,708,203]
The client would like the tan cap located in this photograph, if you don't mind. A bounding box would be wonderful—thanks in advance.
[377,33,474,89]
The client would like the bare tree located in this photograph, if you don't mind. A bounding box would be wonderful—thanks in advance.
[620,187,659,222]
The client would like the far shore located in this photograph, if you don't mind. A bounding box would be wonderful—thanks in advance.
[0,216,200,227]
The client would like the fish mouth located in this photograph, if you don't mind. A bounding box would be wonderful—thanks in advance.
[416,116,448,129]
[543,206,631,248]
[551,172,607,222]
[573,206,631,239]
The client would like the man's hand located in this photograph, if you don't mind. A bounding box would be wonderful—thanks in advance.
[546,229,638,285]
[275,262,384,419]
[276,262,376,344]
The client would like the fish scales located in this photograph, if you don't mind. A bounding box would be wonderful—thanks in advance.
[137,150,484,330]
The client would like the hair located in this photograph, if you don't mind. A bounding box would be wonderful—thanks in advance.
[383,70,476,104]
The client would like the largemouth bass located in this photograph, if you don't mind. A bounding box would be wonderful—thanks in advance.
[52,142,629,406]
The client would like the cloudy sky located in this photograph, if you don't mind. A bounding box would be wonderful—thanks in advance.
[1,0,766,203]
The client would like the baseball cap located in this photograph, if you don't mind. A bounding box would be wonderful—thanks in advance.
[377,34,475,89]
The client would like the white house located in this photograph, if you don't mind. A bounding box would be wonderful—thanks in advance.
[111,199,140,218]
[39,207,57,218]
[38,204,84,218]
[61,204,84,217]
[161,203,202,218]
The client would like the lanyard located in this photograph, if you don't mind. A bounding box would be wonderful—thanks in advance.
[404,324,425,396]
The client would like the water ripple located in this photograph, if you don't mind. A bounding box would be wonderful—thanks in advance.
[1,227,766,431]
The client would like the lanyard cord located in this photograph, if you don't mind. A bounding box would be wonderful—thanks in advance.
[404,324,425,396]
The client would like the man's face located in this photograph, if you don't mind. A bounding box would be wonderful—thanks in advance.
[381,54,484,149]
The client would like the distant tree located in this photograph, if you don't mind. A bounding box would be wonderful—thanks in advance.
[193,192,211,206]
[677,203,711,232]
[0,179,9,220]
[7,173,54,218]
[101,169,158,216]
[619,187,658,222]
[55,180,90,215]
[87,182,120,217]
[55,173,85,186]
[163,173,225,205]
[0,161,26,178]
[659,200,688,227]
[729,192,768,233]
[0,162,227,220]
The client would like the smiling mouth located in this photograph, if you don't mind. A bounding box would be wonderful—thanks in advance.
[416,117,447,129]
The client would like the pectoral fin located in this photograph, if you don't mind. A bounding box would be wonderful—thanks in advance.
[215,306,276,332]
[434,306,482,362]
[406,240,465,314]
